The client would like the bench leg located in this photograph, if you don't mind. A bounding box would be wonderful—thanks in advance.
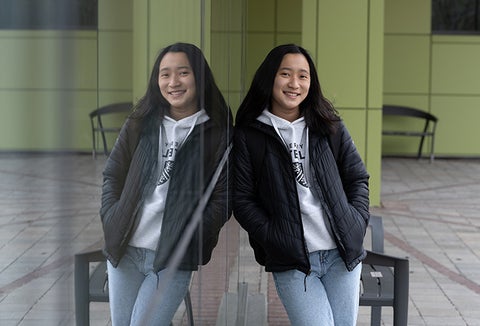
[370,306,381,326]
[185,290,194,326]
[417,135,425,161]
[75,255,91,326]
[393,259,409,326]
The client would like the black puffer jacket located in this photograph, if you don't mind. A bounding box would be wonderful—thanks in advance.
[100,114,232,271]
[233,120,370,273]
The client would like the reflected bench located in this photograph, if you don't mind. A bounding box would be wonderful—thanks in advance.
[89,102,132,159]
[74,249,194,326]
[74,216,408,326]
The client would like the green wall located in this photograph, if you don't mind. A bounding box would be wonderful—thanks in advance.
[132,0,205,102]
[0,0,383,205]
[244,0,302,87]
[383,0,480,157]
[132,0,245,116]
[0,0,132,152]
[302,0,384,206]
[210,0,246,111]
[242,0,383,205]
[7,0,480,202]
[0,30,97,151]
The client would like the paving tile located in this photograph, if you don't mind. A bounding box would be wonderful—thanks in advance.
[1,155,480,325]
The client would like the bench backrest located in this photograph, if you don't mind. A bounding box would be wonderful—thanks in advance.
[89,102,132,157]
[383,105,437,123]
[368,215,384,253]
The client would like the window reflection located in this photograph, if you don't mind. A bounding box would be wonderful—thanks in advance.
[432,0,480,33]
[100,42,233,324]
[0,0,97,30]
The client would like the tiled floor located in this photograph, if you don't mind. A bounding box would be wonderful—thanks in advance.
[0,154,479,325]
[368,158,480,326]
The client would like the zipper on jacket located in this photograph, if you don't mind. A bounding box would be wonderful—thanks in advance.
[295,190,312,274]
[288,138,312,275]
[254,122,312,274]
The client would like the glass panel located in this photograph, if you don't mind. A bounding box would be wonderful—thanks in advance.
[432,0,480,33]
[0,0,294,324]
[0,0,97,30]
[187,0,247,324]
[96,1,246,325]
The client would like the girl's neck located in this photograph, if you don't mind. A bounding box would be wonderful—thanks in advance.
[270,106,300,122]
[168,106,197,121]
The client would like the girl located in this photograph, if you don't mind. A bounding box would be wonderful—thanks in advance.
[233,44,370,326]
[100,42,232,325]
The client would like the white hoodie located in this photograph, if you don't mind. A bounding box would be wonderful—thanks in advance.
[257,109,336,252]
[129,109,210,250]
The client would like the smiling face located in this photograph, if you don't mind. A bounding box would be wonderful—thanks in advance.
[158,51,197,120]
[271,53,311,121]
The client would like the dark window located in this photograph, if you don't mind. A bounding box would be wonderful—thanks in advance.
[0,0,97,30]
[432,0,480,33]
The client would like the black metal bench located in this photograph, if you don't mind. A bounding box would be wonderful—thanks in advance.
[74,216,408,326]
[382,104,438,162]
[74,249,194,326]
[360,215,410,326]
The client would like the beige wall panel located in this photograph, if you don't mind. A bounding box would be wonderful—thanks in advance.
[339,109,367,159]
[133,0,206,102]
[315,1,368,108]
[367,0,384,109]
[245,34,275,84]
[384,0,431,34]
[431,96,480,156]
[366,108,382,206]
[301,0,317,54]
[132,0,149,102]
[0,90,97,150]
[382,134,421,157]
[148,0,202,53]
[384,35,430,94]
[99,0,133,30]
[211,0,245,111]
[275,33,302,46]
[0,33,97,90]
[98,32,133,90]
[247,0,275,32]
[211,33,243,94]
[303,0,385,205]
[212,0,244,32]
[276,0,302,33]
[431,42,480,95]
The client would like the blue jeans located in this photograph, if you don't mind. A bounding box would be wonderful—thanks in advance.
[107,246,192,326]
[273,249,361,326]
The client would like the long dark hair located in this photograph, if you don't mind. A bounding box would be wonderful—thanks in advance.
[236,44,339,134]
[130,42,230,127]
